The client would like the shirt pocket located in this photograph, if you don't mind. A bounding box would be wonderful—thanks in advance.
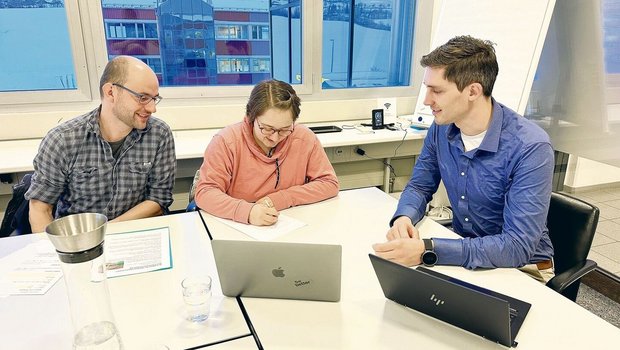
[69,167,101,198]
[126,161,152,190]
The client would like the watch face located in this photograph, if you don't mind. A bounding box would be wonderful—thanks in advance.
[422,251,438,266]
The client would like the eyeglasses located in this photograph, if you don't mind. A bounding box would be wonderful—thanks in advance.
[256,120,294,137]
[113,83,163,105]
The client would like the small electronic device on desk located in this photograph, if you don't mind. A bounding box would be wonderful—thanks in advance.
[309,125,343,134]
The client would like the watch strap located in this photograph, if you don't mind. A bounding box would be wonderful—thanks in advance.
[423,238,433,252]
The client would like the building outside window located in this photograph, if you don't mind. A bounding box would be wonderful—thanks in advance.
[322,0,416,89]
[0,0,418,93]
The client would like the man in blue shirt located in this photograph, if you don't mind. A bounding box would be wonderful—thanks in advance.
[373,36,555,283]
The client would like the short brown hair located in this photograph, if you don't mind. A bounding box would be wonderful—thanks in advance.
[246,79,301,123]
[99,56,129,98]
[420,35,498,97]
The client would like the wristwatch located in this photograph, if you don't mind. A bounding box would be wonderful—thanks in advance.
[421,238,438,267]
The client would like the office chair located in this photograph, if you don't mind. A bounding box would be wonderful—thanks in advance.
[0,173,33,237]
[186,169,201,212]
[545,192,600,302]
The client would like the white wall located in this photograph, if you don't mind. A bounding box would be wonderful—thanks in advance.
[565,156,620,190]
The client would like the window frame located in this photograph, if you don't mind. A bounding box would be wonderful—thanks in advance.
[0,0,432,112]
[0,0,94,106]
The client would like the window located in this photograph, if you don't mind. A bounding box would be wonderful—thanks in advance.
[217,58,251,73]
[322,0,416,89]
[0,0,426,109]
[251,25,270,40]
[252,58,270,72]
[603,0,620,102]
[216,24,249,40]
[106,22,160,39]
[0,2,76,92]
[270,0,303,84]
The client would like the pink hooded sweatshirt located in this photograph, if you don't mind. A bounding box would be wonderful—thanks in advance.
[195,118,339,223]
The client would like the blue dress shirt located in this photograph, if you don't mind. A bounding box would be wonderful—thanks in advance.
[392,99,554,269]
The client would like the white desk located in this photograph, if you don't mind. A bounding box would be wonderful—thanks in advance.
[0,212,252,350]
[0,120,425,174]
[201,187,620,349]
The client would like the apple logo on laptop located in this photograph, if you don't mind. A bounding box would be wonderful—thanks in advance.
[272,267,285,277]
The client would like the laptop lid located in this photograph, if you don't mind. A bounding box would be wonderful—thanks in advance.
[369,254,531,347]
[212,240,342,302]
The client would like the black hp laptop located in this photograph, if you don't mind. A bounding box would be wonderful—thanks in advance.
[369,254,531,347]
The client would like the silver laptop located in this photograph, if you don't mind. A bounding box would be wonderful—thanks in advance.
[211,240,342,302]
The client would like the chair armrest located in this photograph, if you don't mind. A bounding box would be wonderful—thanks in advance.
[186,200,199,212]
[546,259,597,293]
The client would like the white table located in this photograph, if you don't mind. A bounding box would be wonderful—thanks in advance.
[0,119,425,174]
[201,187,620,349]
[0,212,252,350]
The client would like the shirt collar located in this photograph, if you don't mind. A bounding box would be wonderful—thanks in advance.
[86,106,103,137]
[478,97,503,153]
[446,97,503,154]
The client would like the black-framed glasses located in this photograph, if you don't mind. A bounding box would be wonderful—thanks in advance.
[113,83,162,105]
[256,120,294,137]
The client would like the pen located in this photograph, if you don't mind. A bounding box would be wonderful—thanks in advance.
[262,198,274,208]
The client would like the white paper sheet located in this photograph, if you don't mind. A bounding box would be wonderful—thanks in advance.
[0,240,62,296]
[215,213,306,241]
[105,227,172,278]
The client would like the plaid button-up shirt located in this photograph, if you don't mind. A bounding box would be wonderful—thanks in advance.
[26,107,176,220]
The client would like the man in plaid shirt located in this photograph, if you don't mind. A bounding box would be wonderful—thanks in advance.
[26,56,176,232]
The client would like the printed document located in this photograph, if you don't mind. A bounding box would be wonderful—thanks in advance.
[105,227,172,278]
[0,240,62,296]
[0,227,172,296]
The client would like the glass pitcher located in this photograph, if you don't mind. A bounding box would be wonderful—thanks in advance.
[46,213,124,350]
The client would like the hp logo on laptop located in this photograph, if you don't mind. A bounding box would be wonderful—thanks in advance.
[430,294,445,306]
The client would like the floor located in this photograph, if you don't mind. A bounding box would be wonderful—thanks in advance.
[567,188,620,277]
[576,282,620,328]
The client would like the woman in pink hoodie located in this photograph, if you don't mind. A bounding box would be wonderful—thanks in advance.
[194,80,340,226]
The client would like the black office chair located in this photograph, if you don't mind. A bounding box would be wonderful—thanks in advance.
[0,173,33,237]
[186,169,201,212]
[545,192,600,302]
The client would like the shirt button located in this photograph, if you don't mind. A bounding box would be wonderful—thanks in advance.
[460,172,465,176]
[461,195,465,200]
[464,217,469,222]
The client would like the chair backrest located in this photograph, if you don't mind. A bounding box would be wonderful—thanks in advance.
[188,169,201,203]
[546,192,599,276]
[0,173,33,237]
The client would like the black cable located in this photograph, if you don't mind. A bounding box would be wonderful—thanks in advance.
[393,122,409,158]
[355,147,397,178]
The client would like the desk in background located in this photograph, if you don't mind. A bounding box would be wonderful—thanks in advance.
[202,187,620,350]
[0,212,252,350]
[159,120,426,200]
[0,120,426,213]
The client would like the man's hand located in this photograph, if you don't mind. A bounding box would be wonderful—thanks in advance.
[386,216,420,240]
[249,203,279,226]
[372,238,425,267]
